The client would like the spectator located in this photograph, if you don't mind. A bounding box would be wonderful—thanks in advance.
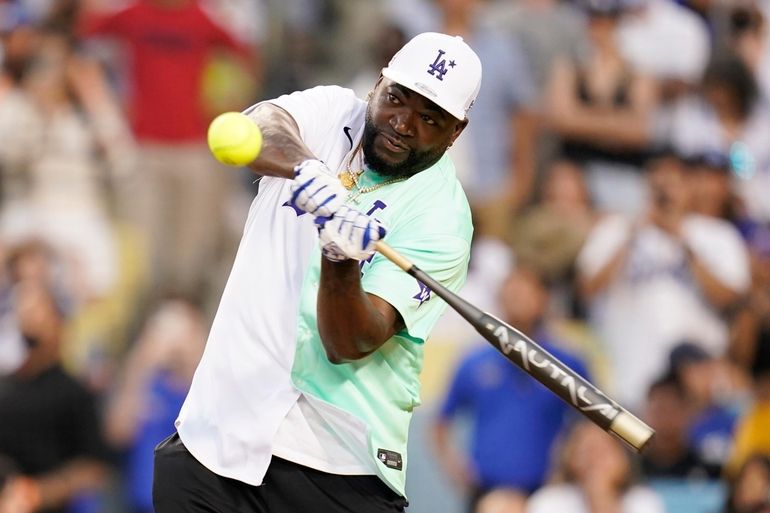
[0,278,109,513]
[76,0,258,303]
[576,150,750,408]
[730,226,770,374]
[668,342,739,477]
[666,52,770,225]
[544,0,658,215]
[433,267,590,513]
[0,32,129,304]
[726,3,767,97]
[685,151,753,234]
[0,2,42,202]
[0,0,39,88]
[724,454,770,513]
[736,1,770,103]
[510,158,596,306]
[526,420,665,513]
[640,374,714,480]
[727,297,770,476]
[4,239,71,315]
[104,297,206,513]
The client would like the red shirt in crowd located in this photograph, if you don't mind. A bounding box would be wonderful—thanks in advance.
[79,0,251,142]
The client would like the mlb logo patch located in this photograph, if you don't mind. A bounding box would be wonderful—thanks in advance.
[377,449,403,471]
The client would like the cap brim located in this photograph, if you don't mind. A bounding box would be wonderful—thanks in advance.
[381,67,465,121]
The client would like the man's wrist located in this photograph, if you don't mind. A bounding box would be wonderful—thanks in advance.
[292,158,325,179]
[320,242,351,263]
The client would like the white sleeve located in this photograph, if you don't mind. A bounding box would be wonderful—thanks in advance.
[576,215,632,280]
[246,85,361,161]
[684,218,751,293]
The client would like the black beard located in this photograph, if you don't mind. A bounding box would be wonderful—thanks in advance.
[361,109,446,178]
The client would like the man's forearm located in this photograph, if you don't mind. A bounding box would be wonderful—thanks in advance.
[316,259,398,363]
[245,104,316,178]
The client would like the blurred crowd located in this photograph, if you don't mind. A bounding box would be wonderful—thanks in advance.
[0,0,768,512]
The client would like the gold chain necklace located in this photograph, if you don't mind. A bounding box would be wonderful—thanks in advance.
[340,140,364,190]
[338,138,407,202]
[347,175,408,203]
[340,168,362,190]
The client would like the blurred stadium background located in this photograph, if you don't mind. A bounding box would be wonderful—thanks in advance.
[0,0,769,512]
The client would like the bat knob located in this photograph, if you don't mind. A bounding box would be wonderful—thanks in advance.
[609,411,655,452]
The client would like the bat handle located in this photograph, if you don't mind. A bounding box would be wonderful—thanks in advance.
[375,241,413,272]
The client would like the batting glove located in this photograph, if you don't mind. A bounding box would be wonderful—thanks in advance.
[289,159,347,218]
[316,205,387,262]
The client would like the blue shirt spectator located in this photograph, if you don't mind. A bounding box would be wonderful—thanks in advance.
[124,371,187,513]
[437,337,589,495]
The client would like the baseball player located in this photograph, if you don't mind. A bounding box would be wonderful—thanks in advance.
[152,32,482,513]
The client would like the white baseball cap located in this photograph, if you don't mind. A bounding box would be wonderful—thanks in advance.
[382,32,482,121]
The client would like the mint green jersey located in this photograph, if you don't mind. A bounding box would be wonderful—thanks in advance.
[291,153,472,495]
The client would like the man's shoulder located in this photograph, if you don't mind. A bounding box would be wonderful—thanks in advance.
[287,85,364,107]
[268,85,365,127]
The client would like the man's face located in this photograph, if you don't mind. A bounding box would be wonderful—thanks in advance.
[362,78,467,178]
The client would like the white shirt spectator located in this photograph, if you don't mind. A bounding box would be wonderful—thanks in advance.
[666,96,770,224]
[0,90,120,299]
[577,214,750,408]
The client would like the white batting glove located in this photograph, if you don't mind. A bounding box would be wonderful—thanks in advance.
[316,205,387,262]
[289,159,347,218]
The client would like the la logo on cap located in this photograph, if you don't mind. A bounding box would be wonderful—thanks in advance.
[427,49,457,81]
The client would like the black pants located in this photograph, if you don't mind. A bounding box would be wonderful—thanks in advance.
[153,433,408,513]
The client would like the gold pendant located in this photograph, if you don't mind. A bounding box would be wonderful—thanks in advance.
[339,171,356,190]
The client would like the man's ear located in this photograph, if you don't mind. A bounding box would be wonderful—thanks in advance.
[450,119,469,144]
